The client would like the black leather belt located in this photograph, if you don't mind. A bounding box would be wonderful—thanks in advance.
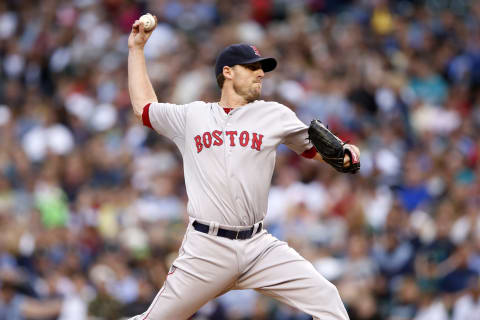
[192,220,263,240]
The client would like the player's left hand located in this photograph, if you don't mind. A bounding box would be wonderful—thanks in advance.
[308,119,360,174]
[343,144,360,173]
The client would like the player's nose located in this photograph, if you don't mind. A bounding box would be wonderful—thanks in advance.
[256,68,264,79]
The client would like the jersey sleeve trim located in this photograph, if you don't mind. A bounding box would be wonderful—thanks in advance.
[301,146,317,159]
[142,103,153,129]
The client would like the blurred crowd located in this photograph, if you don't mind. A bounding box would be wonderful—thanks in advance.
[0,0,479,319]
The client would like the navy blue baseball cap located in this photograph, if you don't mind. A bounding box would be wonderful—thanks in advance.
[215,44,277,77]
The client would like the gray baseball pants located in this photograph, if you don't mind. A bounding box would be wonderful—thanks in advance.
[132,218,349,320]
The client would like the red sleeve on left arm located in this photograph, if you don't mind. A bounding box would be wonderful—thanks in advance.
[301,146,317,159]
[142,103,153,129]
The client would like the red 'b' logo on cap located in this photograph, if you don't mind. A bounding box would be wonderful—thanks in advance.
[250,45,261,56]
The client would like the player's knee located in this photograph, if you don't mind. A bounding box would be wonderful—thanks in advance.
[314,282,349,319]
[314,278,341,301]
[326,281,341,297]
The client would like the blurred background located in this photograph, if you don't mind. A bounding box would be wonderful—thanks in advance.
[0,0,479,319]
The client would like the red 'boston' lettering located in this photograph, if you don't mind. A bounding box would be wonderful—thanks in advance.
[239,131,249,147]
[212,130,223,146]
[225,131,238,146]
[194,135,203,153]
[202,132,212,148]
[251,133,263,151]
[194,130,263,152]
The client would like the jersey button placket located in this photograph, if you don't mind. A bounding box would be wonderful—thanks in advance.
[224,113,238,215]
[226,117,232,156]
[226,122,231,156]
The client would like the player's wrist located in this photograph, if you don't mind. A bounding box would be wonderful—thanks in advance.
[128,47,143,53]
[128,45,145,52]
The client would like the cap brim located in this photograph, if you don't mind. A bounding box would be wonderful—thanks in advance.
[241,57,277,72]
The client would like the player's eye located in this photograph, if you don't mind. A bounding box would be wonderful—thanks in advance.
[244,64,261,71]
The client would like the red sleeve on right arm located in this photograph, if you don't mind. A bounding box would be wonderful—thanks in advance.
[301,146,317,159]
[142,103,152,129]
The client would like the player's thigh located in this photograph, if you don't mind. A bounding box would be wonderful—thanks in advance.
[141,227,239,320]
[237,236,349,320]
[140,265,230,320]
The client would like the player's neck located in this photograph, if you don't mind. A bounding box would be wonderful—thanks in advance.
[219,90,249,108]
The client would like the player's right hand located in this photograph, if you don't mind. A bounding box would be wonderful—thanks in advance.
[128,16,157,50]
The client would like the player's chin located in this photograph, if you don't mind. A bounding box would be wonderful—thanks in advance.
[252,85,262,97]
[246,90,261,102]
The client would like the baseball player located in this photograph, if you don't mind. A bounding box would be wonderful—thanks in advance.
[127,16,359,320]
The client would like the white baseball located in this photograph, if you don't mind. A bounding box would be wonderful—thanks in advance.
[139,14,155,31]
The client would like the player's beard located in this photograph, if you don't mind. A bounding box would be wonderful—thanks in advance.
[234,82,261,103]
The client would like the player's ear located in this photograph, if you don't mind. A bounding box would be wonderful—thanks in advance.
[223,66,233,80]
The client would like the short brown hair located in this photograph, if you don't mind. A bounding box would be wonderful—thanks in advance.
[216,73,225,89]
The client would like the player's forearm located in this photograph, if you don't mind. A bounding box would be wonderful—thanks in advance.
[128,47,158,119]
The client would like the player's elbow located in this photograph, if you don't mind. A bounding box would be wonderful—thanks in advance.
[133,105,143,121]
[134,112,142,122]
[131,100,151,122]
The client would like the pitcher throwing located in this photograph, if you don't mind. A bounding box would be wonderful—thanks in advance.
[127,15,359,320]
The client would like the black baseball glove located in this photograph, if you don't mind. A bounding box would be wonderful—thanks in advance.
[308,119,360,174]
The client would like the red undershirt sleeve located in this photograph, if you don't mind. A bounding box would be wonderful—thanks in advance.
[301,146,317,159]
[142,103,152,129]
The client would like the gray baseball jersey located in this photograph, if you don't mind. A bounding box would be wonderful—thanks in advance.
[142,100,315,226]
[133,100,350,320]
